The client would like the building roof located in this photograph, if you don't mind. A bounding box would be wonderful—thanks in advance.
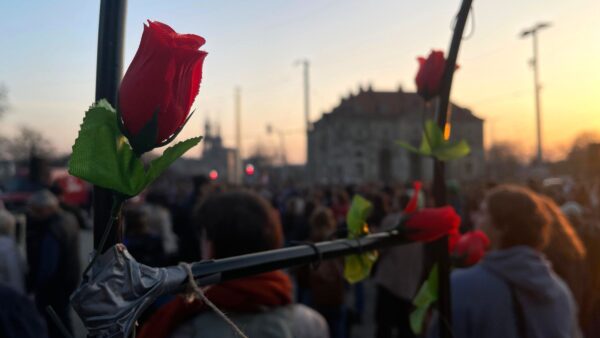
[318,87,482,124]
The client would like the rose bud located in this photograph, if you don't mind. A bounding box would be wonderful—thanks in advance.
[118,20,208,155]
[404,206,461,243]
[415,50,456,102]
[453,230,490,266]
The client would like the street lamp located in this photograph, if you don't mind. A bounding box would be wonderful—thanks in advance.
[520,22,551,165]
[266,124,288,166]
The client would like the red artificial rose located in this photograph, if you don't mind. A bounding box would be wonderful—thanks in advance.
[453,230,490,266]
[415,50,450,102]
[404,206,461,243]
[119,20,208,151]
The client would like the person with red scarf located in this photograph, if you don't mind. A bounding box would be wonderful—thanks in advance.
[139,191,328,338]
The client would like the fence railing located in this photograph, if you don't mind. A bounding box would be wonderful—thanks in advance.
[190,229,410,287]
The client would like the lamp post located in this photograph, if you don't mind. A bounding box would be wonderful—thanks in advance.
[520,22,551,165]
[295,59,312,180]
[235,87,242,184]
[266,123,288,166]
[94,0,127,251]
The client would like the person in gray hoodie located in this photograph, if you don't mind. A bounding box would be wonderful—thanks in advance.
[431,184,581,338]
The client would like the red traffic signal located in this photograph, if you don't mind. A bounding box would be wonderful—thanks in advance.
[245,164,255,176]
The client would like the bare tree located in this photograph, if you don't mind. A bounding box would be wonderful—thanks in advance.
[570,131,600,154]
[565,131,600,178]
[4,126,55,161]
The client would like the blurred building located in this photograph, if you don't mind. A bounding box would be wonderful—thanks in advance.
[307,86,484,184]
[199,119,238,182]
[201,120,237,182]
[170,119,238,183]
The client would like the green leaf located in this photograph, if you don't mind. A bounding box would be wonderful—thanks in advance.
[145,137,202,186]
[432,139,471,161]
[396,141,431,156]
[69,100,202,197]
[410,264,439,335]
[346,195,373,237]
[344,195,378,284]
[69,100,146,196]
[419,134,433,154]
[396,119,471,161]
[423,119,444,149]
[344,250,378,284]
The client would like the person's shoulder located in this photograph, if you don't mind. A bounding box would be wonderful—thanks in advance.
[550,272,579,311]
[172,309,294,338]
[282,304,329,338]
[452,264,508,297]
[452,264,487,283]
[172,304,328,338]
[49,210,78,234]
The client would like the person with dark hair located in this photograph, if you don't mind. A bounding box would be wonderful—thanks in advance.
[430,185,581,338]
[171,175,212,263]
[49,182,89,230]
[365,192,389,231]
[123,206,166,267]
[138,191,329,338]
[374,188,423,338]
[331,189,350,226]
[144,190,179,258]
[26,190,80,338]
[296,206,346,338]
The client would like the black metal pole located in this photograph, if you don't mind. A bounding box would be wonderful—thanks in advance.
[433,1,473,337]
[93,0,127,251]
[190,230,410,287]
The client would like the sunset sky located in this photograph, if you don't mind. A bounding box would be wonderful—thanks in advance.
[0,0,598,164]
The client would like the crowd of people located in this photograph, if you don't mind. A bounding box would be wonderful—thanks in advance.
[2,170,600,338]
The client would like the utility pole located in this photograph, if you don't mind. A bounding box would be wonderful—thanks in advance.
[296,59,311,180]
[521,22,551,165]
[266,124,288,166]
[295,59,311,133]
[302,60,310,133]
[94,0,127,251]
[235,87,242,184]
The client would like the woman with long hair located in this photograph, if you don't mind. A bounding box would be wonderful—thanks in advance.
[431,185,581,338]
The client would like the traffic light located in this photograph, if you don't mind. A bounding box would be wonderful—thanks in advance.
[245,164,255,176]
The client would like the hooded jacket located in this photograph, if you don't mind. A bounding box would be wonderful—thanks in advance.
[445,246,581,338]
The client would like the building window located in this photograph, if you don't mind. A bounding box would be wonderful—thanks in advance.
[378,148,392,182]
[356,162,365,179]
